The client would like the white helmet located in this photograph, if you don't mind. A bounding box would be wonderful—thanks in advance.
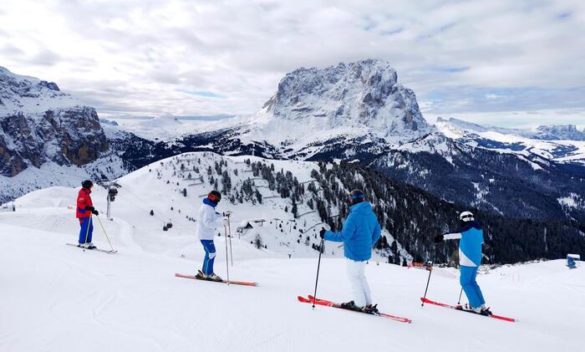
[459,211,474,222]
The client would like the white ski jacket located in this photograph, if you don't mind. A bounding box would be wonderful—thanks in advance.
[196,201,223,240]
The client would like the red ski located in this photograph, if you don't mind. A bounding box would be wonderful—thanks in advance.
[174,273,257,287]
[420,297,516,323]
[298,295,412,323]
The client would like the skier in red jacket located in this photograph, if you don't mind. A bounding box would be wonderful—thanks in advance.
[77,180,99,249]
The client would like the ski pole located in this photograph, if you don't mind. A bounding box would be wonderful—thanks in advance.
[224,224,230,285]
[227,214,234,266]
[457,287,463,305]
[312,238,325,309]
[96,215,116,252]
[421,261,433,307]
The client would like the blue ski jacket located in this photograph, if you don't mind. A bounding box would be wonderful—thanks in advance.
[444,221,484,267]
[324,202,381,261]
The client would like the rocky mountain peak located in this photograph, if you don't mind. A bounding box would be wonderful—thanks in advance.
[263,59,428,136]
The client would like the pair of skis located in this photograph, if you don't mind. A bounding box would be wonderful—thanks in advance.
[298,295,413,323]
[420,297,516,322]
[174,273,258,287]
[66,243,117,254]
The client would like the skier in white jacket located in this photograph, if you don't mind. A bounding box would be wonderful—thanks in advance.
[196,190,226,281]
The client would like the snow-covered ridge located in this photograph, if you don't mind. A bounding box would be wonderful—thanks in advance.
[436,117,585,142]
[0,66,78,116]
[435,117,585,164]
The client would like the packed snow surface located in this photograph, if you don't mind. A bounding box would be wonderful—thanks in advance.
[2,159,584,351]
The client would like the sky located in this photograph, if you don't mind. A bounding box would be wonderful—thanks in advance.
[1,0,584,128]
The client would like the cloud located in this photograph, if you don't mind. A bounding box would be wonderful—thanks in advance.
[28,49,61,66]
[0,0,583,128]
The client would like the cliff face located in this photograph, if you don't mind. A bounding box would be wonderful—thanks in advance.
[0,66,108,177]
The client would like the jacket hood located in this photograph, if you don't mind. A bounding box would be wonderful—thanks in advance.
[203,197,217,208]
[349,201,373,214]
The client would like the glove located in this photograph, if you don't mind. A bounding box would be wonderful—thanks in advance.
[319,228,326,239]
[92,209,99,216]
[223,211,232,217]
[434,234,444,243]
[85,205,95,211]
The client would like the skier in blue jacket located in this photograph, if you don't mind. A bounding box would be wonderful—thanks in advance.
[434,211,491,315]
[320,189,381,313]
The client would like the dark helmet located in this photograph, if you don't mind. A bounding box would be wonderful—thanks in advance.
[348,189,365,205]
[81,180,93,189]
[208,190,221,203]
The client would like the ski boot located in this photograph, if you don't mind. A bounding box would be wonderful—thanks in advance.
[78,242,96,250]
[195,270,207,280]
[339,301,362,312]
[207,273,223,282]
[479,307,493,316]
[471,304,492,316]
[362,304,379,314]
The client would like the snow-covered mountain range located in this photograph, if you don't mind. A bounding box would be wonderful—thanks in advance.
[1,61,584,225]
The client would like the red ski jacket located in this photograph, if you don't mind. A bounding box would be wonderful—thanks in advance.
[76,188,93,219]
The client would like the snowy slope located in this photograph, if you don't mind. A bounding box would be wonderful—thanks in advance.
[1,211,583,352]
[1,152,407,260]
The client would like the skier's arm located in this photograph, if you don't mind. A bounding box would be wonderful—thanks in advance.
[443,233,462,240]
[324,214,356,242]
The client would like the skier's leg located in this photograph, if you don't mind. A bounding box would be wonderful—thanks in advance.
[87,217,93,243]
[207,241,216,274]
[358,262,372,305]
[460,266,482,308]
[201,240,217,275]
[201,240,210,274]
[471,274,486,306]
[78,218,88,244]
[346,259,367,307]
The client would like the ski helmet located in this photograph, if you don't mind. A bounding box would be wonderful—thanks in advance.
[349,189,365,205]
[81,180,93,189]
[459,211,474,222]
[208,190,221,203]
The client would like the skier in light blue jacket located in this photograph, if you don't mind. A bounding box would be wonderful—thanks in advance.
[320,189,381,313]
[435,211,492,316]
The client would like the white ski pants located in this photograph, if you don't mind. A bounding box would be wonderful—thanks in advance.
[346,259,372,307]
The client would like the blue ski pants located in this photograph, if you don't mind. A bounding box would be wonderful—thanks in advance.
[201,240,216,275]
[460,266,485,309]
[78,217,93,244]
